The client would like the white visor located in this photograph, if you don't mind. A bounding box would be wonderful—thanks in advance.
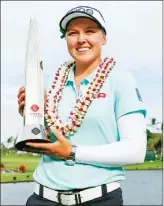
[59,6,106,34]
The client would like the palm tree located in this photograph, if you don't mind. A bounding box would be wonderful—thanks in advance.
[6,136,13,148]
[147,118,161,130]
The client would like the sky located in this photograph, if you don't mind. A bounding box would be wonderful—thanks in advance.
[1,1,162,142]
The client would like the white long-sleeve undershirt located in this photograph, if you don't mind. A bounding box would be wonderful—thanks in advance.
[75,113,147,167]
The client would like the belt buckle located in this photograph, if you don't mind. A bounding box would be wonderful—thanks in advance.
[57,191,80,206]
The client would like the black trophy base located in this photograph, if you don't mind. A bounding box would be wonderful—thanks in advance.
[15,139,51,154]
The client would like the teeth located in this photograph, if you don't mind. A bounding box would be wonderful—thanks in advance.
[77,48,90,52]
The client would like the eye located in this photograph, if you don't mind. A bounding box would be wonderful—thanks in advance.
[86,30,94,34]
[68,31,78,36]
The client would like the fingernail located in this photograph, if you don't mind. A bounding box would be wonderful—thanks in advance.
[26,142,30,146]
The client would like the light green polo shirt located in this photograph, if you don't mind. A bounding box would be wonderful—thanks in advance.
[33,63,146,190]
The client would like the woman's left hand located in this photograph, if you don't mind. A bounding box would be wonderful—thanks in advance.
[25,128,72,159]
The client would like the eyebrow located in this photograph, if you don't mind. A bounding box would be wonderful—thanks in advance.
[67,26,99,32]
[86,26,99,29]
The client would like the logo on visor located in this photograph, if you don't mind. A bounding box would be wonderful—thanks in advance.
[67,7,94,15]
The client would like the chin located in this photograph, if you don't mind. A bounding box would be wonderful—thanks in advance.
[74,55,96,64]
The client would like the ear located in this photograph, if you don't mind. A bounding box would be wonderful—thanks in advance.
[102,33,107,45]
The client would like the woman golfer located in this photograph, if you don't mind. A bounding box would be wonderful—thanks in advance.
[17,5,147,206]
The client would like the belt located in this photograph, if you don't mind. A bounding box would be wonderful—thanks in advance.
[34,181,120,205]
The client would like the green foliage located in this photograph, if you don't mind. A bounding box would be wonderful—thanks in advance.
[13,176,16,181]
[145,149,156,161]
[1,172,33,183]
[1,154,41,172]
[1,154,162,183]
[7,136,13,144]
[146,126,163,154]
[124,160,163,170]
[146,129,153,140]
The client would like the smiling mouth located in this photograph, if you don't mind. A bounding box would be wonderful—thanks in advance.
[76,48,90,52]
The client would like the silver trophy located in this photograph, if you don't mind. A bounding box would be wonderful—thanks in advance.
[15,18,50,153]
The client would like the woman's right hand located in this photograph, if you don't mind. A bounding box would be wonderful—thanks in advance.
[17,87,47,116]
[17,86,25,116]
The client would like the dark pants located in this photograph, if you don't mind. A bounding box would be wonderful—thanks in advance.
[26,187,123,206]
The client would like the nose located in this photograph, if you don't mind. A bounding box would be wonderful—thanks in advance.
[78,32,86,44]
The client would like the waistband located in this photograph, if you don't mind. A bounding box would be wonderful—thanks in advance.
[34,181,120,205]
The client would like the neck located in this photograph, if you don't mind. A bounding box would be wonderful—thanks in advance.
[74,57,101,78]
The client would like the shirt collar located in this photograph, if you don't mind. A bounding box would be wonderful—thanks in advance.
[65,64,96,86]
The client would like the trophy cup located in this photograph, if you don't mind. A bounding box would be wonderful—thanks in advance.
[15,18,50,153]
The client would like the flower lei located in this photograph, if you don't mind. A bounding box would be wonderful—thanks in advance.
[44,57,116,136]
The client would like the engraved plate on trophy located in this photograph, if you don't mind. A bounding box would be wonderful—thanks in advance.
[15,18,50,153]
